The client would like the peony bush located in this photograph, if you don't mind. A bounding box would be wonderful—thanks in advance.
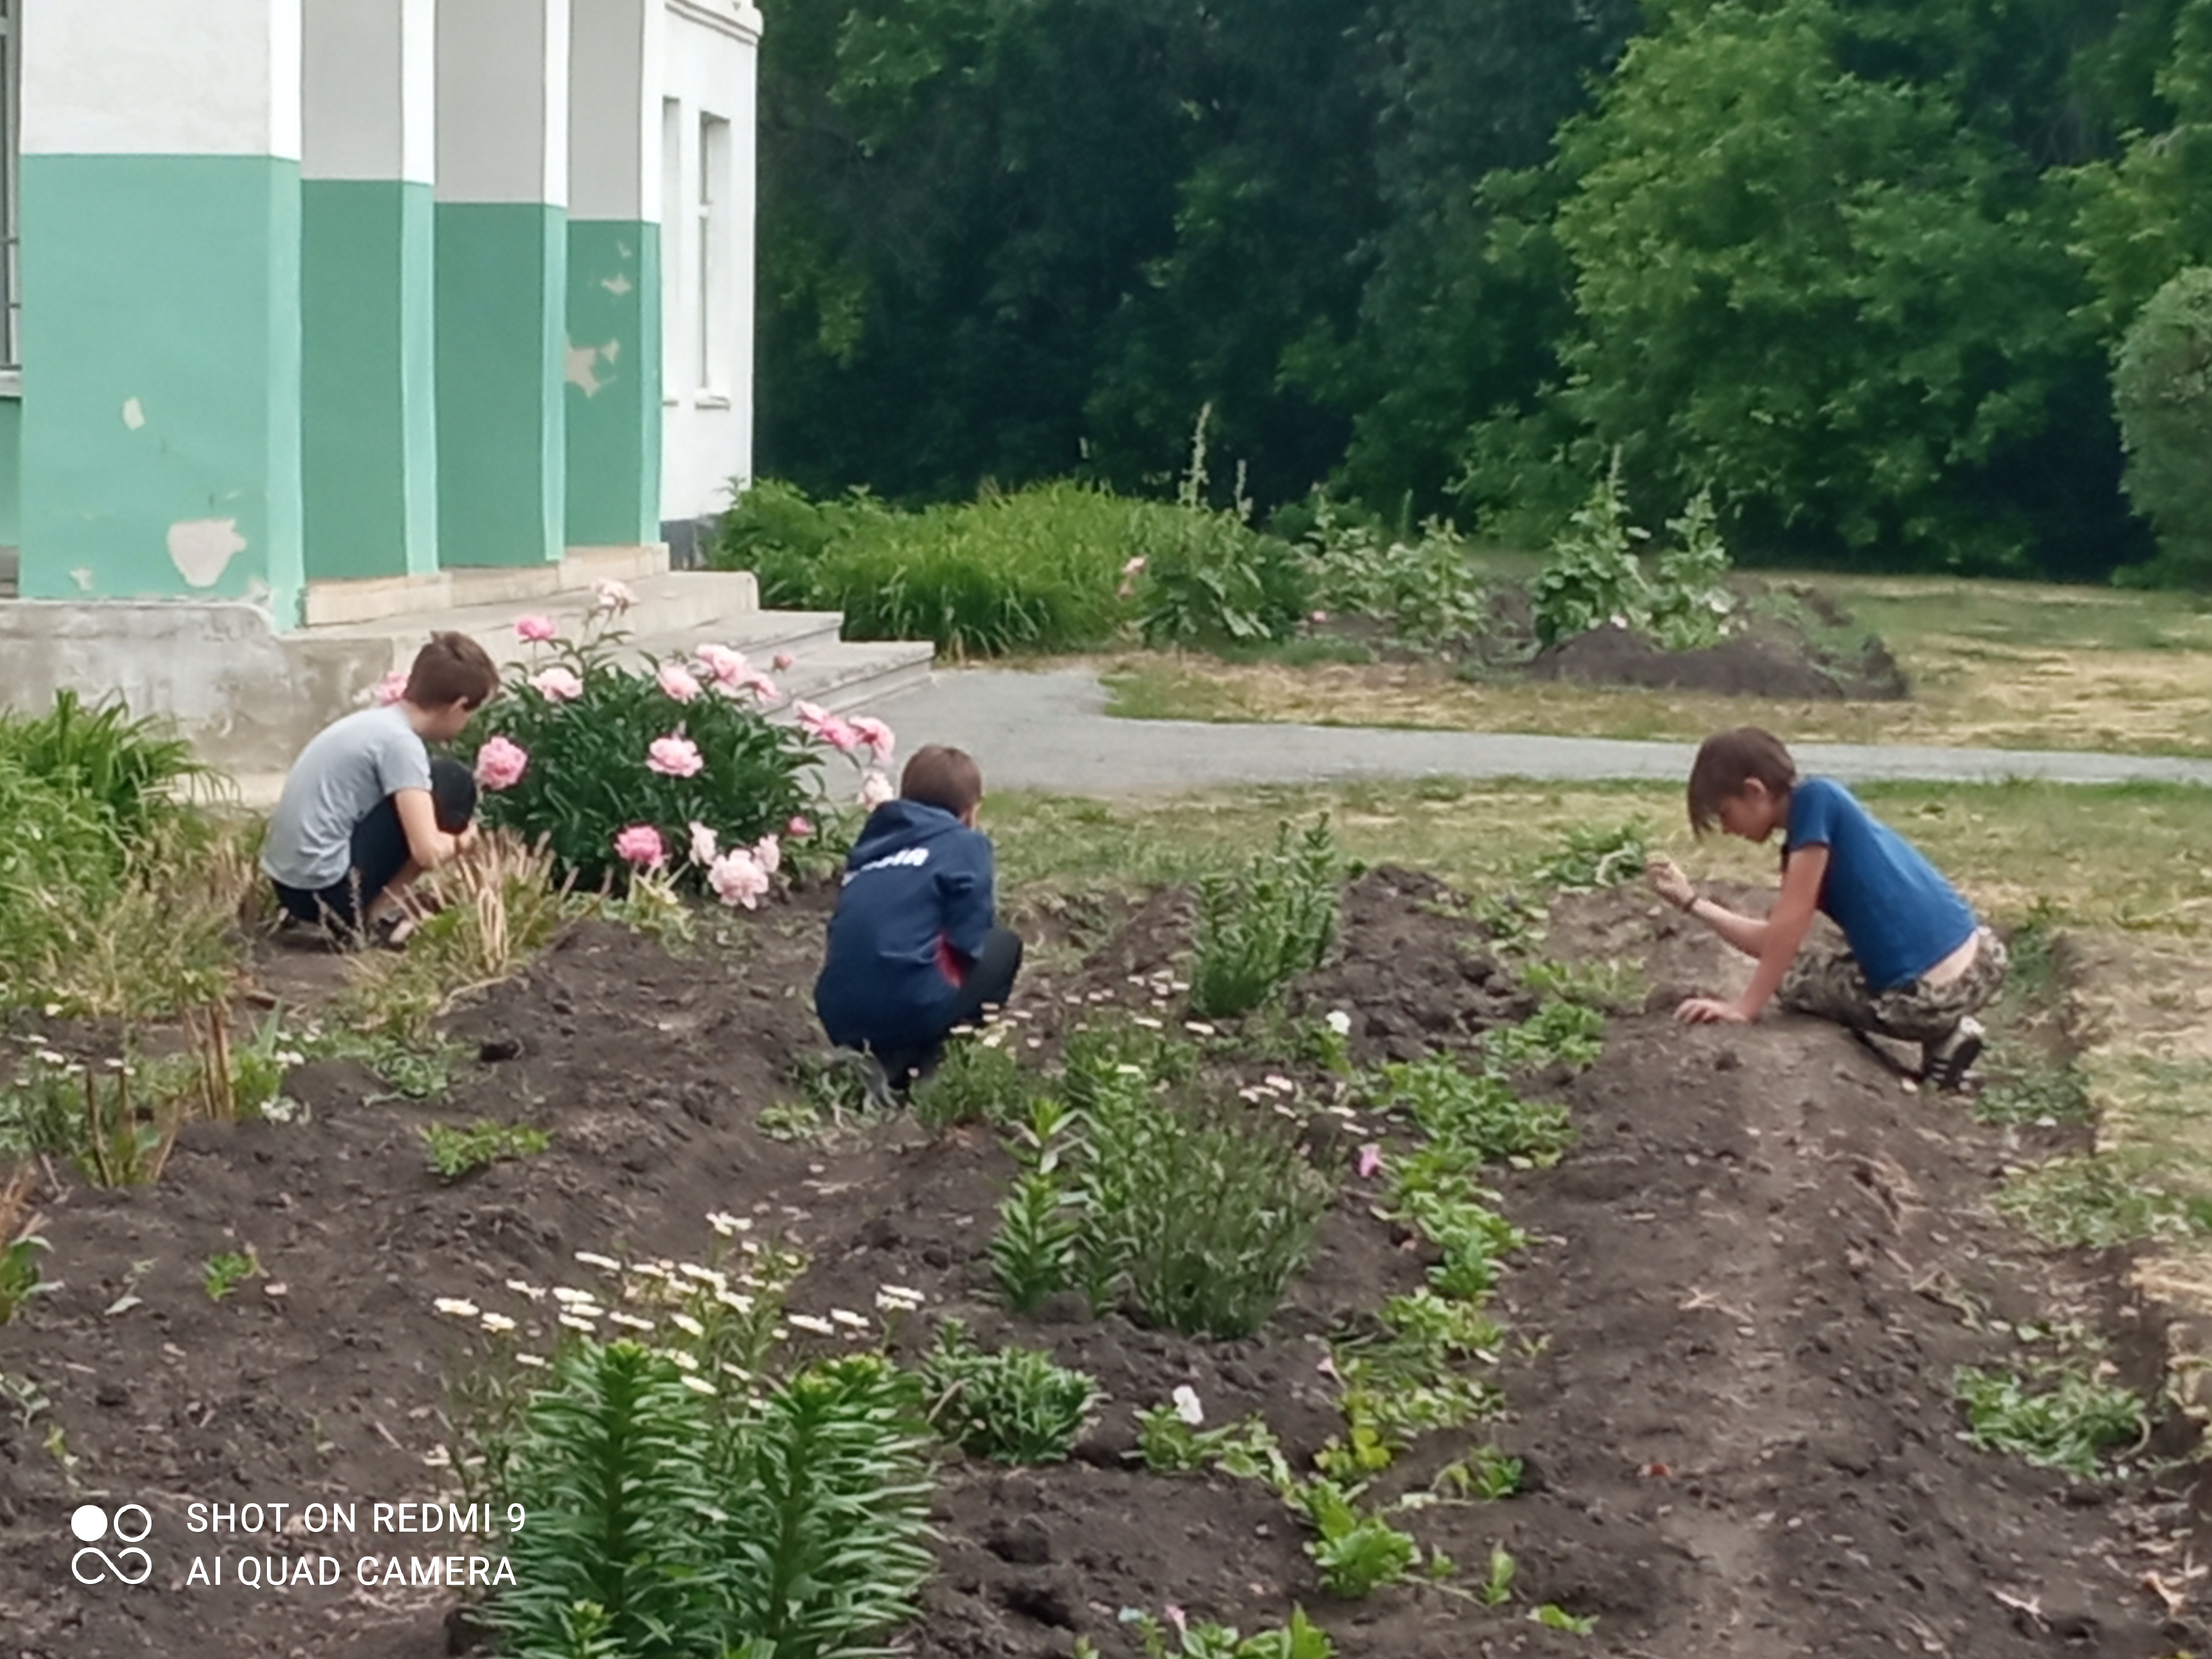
[461,605,874,896]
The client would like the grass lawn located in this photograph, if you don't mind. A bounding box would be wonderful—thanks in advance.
[1092,571,2212,758]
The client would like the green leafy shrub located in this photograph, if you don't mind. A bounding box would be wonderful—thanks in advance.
[1299,501,1489,652]
[1133,513,1311,649]
[1954,1363,2146,1476]
[468,608,826,893]
[2115,267,2212,586]
[1529,459,1732,650]
[1189,819,1342,1018]
[917,1321,1100,1464]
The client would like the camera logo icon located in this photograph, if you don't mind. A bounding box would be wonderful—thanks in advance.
[70,1504,153,1586]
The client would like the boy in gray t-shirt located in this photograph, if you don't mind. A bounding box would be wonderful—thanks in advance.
[262,632,500,944]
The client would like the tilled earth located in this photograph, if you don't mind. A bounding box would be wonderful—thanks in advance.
[0,871,2198,1658]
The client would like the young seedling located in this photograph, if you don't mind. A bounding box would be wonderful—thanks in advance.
[420,1121,550,1182]
[917,1320,1101,1464]
[1479,1545,1515,1607]
[0,1231,52,1325]
[203,1249,259,1302]
[1530,1605,1596,1635]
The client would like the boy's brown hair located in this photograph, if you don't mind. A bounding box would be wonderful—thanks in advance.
[1687,726,1796,835]
[405,631,501,711]
[901,743,984,817]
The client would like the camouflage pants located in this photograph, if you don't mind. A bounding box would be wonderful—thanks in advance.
[1779,926,2008,1047]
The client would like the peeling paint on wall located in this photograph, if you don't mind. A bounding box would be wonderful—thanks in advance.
[564,338,621,397]
[122,397,146,430]
[602,272,632,296]
[70,567,95,592]
[166,517,249,587]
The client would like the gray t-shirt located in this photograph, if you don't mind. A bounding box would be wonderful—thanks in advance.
[261,706,434,890]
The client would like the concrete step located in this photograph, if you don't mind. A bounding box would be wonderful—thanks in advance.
[298,569,766,672]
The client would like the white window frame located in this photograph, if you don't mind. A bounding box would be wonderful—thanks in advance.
[0,0,20,387]
[659,96,682,407]
[695,111,730,406]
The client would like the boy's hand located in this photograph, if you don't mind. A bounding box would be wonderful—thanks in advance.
[456,823,483,854]
[1646,855,1695,911]
[1676,995,1752,1024]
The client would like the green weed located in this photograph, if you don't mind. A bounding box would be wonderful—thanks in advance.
[421,1121,551,1182]
[1973,1061,2093,1128]
[1995,1157,2212,1247]
[203,1251,258,1302]
[917,1321,1101,1464]
[1365,1058,1574,1167]
[1117,1605,1335,1659]
[1954,1363,2146,1476]
[0,1232,52,1325]
[1535,820,1649,892]
[1531,1605,1597,1635]
[1481,1000,1606,1078]
[912,1026,1034,1134]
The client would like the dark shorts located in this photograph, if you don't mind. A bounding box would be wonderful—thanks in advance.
[272,757,476,934]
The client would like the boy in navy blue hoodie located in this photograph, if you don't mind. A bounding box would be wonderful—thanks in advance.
[815,743,1023,1100]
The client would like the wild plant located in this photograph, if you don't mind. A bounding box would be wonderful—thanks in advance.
[916,1320,1101,1464]
[0,690,213,842]
[912,1023,1033,1133]
[420,1121,550,1182]
[1388,1145,1529,1300]
[1188,818,1341,1018]
[1953,1363,2146,1476]
[0,1228,51,1325]
[203,1251,258,1301]
[1479,1545,1516,1606]
[1531,1605,1597,1635]
[1535,820,1649,892]
[1137,1398,1288,1482]
[1518,957,1646,1014]
[1528,452,1648,649]
[1365,1057,1573,1167]
[1299,498,1490,652]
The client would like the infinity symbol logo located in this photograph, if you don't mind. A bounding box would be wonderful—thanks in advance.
[70,1504,152,1586]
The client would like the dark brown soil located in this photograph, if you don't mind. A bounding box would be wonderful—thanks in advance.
[1526,592,1909,702]
[0,874,2198,1659]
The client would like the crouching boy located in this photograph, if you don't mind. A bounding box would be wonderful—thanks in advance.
[1648,726,2006,1091]
[261,632,498,946]
[815,743,1023,1100]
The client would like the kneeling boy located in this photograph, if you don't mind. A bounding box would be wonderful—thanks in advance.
[261,632,498,945]
[815,743,1023,1099]
[1648,726,2006,1091]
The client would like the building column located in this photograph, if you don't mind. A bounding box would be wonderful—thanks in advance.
[566,0,663,550]
[301,0,437,584]
[435,0,567,568]
[19,0,307,622]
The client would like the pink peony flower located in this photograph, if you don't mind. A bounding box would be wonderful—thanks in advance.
[647,735,704,778]
[1355,1143,1384,1180]
[773,651,795,672]
[531,665,584,702]
[594,579,636,614]
[371,669,409,707]
[752,834,782,876]
[613,824,666,869]
[657,662,702,703]
[858,770,895,811]
[849,715,896,766]
[695,642,748,686]
[474,735,530,792]
[515,614,558,643]
[689,821,719,866]
[787,815,815,839]
[708,848,771,909]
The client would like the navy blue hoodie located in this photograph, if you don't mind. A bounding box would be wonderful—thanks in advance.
[814,800,998,1050]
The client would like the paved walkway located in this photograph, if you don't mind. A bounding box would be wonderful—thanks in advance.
[880,668,2212,793]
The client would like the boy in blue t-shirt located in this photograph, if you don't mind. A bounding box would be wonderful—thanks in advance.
[1646,726,2006,1091]
[815,743,1024,1104]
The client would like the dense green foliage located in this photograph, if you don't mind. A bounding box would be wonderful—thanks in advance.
[2115,266,2212,584]
[758,0,2212,582]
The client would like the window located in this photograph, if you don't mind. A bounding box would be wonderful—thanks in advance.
[697,113,728,395]
[660,98,682,404]
[0,0,19,375]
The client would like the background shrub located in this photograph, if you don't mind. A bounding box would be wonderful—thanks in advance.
[2115,267,2212,586]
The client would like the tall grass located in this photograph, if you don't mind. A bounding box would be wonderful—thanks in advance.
[714,478,1285,658]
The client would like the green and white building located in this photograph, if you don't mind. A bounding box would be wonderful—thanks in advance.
[0,1,939,788]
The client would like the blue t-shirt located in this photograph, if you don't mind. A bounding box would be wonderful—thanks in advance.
[1786,777,1976,991]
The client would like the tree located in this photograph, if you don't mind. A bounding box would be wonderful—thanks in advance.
[2114,266,2212,583]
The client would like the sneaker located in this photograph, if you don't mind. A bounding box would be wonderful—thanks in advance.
[1921,1017,1985,1093]
[828,1049,900,1113]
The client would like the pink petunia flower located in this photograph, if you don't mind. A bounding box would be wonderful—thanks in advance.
[858,771,895,811]
[787,815,815,839]
[657,662,702,703]
[647,735,704,778]
[515,614,558,643]
[849,715,896,766]
[1356,1143,1384,1180]
[371,669,409,707]
[752,834,782,876]
[613,824,666,869]
[707,848,771,909]
[689,821,719,866]
[772,651,795,672]
[474,735,530,792]
[530,665,584,702]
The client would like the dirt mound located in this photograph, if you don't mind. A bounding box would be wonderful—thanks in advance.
[0,883,2198,1658]
[1527,607,1910,701]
